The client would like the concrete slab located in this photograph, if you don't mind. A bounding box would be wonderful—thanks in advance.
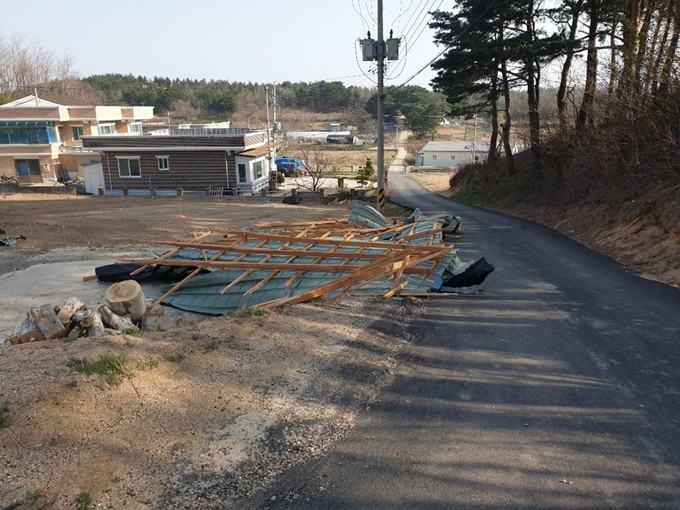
[0,258,203,346]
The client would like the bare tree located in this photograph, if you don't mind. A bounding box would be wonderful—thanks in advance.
[0,33,79,100]
[294,147,338,192]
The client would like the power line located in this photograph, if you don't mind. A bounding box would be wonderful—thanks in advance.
[396,0,501,89]
[352,0,371,34]
[392,0,413,33]
[402,0,438,43]
[398,0,428,41]
[389,0,444,81]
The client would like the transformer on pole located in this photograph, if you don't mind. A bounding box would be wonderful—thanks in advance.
[359,5,401,210]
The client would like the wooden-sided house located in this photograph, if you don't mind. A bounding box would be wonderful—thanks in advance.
[82,128,274,195]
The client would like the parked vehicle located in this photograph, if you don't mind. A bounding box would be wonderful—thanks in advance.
[275,157,306,177]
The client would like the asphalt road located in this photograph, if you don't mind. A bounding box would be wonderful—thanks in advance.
[241,167,680,509]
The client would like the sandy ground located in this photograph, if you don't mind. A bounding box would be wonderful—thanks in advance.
[0,194,420,509]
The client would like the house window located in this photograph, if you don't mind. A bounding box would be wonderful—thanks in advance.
[432,155,437,161]
[14,159,41,176]
[57,126,65,143]
[72,126,84,141]
[450,155,455,160]
[238,163,247,183]
[117,157,141,178]
[253,161,263,179]
[98,124,115,135]
[128,122,142,134]
[157,156,169,171]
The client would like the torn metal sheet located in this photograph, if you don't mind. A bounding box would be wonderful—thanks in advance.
[111,203,493,314]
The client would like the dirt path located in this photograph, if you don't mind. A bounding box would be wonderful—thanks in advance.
[0,194,420,509]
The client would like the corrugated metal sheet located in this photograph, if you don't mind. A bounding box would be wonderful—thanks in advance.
[117,203,481,314]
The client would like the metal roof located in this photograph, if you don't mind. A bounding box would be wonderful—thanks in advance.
[116,204,463,314]
[422,140,491,152]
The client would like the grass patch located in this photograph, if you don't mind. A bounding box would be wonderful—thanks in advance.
[382,201,412,218]
[22,489,41,504]
[232,306,269,318]
[165,352,186,363]
[0,400,12,428]
[137,356,159,370]
[67,354,130,385]
[75,491,92,510]
[452,187,489,205]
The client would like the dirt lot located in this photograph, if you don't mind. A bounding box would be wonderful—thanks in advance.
[0,194,421,509]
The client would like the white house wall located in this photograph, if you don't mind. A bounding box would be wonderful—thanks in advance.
[423,150,486,167]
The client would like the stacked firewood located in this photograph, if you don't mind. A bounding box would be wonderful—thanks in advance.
[7,280,146,345]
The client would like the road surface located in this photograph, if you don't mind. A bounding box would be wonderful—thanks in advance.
[239,158,680,509]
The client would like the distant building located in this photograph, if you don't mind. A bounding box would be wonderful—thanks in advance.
[0,95,154,183]
[417,140,490,167]
[286,131,357,144]
[82,128,273,195]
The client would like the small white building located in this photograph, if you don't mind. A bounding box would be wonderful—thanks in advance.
[418,141,490,167]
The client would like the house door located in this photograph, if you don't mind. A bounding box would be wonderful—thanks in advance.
[83,163,105,194]
[14,159,42,184]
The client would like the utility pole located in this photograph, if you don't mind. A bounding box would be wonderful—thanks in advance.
[472,113,478,164]
[265,86,274,190]
[376,0,385,210]
[360,2,400,210]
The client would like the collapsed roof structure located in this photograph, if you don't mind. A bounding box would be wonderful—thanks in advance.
[100,204,494,314]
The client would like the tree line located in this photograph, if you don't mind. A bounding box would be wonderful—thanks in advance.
[0,33,452,136]
[430,0,680,178]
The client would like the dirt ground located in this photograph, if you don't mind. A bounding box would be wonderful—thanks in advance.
[0,194,421,509]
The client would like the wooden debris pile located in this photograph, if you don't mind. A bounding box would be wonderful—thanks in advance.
[112,204,470,315]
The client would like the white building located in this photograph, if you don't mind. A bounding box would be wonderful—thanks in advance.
[418,140,490,167]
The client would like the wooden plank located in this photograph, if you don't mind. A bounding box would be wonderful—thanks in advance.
[219,240,271,294]
[284,232,355,287]
[252,218,349,228]
[258,248,450,309]
[383,280,410,299]
[154,250,228,305]
[222,226,316,295]
[130,230,215,276]
[148,241,411,260]
[204,230,444,251]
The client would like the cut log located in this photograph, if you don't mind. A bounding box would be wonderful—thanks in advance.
[79,314,94,329]
[57,297,86,325]
[72,309,90,325]
[99,305,139,333]
[7,333,19,345]
[18,313,46,344]
[105,280,147,321]
[67,325,83,340]
[30,305,66,340]
[86,310,106,338]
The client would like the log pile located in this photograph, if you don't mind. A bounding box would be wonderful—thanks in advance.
[6,281,144,345]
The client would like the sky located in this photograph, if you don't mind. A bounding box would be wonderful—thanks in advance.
[0,0,453,89]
